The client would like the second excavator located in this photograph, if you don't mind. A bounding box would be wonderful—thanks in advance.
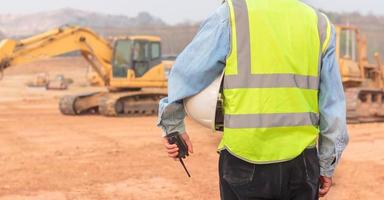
[0,26,173,117]
[337,25,384,123]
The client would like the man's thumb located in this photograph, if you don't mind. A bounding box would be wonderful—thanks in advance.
[182,133,193,154]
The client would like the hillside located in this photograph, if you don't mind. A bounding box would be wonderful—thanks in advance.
[0,8,195,55]
[0,8,382,58]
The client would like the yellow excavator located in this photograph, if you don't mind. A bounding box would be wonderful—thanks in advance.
[0,25,172,116]
[336,25,384,122]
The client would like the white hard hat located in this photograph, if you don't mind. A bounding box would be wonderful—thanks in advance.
[183,73,224,132]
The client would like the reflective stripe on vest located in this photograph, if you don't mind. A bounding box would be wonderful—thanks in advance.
[219,0,331,164]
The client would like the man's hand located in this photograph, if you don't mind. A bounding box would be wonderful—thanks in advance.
[163,132,193,159]
[319,176,333,197]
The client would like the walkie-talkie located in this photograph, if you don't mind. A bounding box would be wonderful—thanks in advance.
[166,132,191,177]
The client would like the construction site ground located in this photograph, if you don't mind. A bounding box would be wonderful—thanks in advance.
[0,57,383,200]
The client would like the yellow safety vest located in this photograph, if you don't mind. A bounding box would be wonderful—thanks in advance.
[219,0,332,163]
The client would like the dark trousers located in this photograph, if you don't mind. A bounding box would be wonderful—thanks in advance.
[219,148,320,200]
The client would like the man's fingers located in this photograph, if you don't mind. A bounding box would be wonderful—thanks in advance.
[319,176,332,197]
[166,147,179,154]
[163,133,193,159]
[181,133,194,154]
[319,185,331,197]
[186,140,194,154]
[165,144,178,149]
[168,152,179,158]
[163,139,178,149]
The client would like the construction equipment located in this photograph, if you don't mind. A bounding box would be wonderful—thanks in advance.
[0,26,170,117]
[46,75,70,90]
[184,73,224,131]
[336,25,384,123]
[26,72,50,87]
[26,73,69,90]
[1,24,382,122]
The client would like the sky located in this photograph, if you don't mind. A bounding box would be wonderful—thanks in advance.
[0,0,383,24]
[303,0,384,15]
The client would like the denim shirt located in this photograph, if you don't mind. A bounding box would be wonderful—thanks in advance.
[157,3,349,177]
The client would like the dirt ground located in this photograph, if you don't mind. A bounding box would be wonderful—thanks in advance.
[0,57,383,200]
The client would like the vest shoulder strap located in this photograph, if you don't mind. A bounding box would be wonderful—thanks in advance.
[317,12,332,54]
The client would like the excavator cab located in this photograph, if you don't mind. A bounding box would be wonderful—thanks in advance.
[111,37,162,79]
[337,26,383,89]
[336,26,364,87]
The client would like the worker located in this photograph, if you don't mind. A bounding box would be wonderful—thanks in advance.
[158,0,349,199]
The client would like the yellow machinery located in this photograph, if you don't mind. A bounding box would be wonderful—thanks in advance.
[0,26,171,116]
[1,25,383,122]
[26,73,70,90]
[337,25,384,122]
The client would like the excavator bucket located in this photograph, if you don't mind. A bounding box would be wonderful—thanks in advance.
[0,39,17,59]
[0,39,17,79]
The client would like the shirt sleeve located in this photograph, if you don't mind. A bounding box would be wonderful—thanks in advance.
[318,25,350,177]
[157,3,230,136]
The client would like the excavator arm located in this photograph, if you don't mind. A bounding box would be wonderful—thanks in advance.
[0,26,113,85]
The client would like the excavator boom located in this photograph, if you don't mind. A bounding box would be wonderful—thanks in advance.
[0,26,112,85]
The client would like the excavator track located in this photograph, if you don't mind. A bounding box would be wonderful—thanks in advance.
[98,90,167,117]
[59,95,78,115]
[59,92,106,115]
[346,88,384,123]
